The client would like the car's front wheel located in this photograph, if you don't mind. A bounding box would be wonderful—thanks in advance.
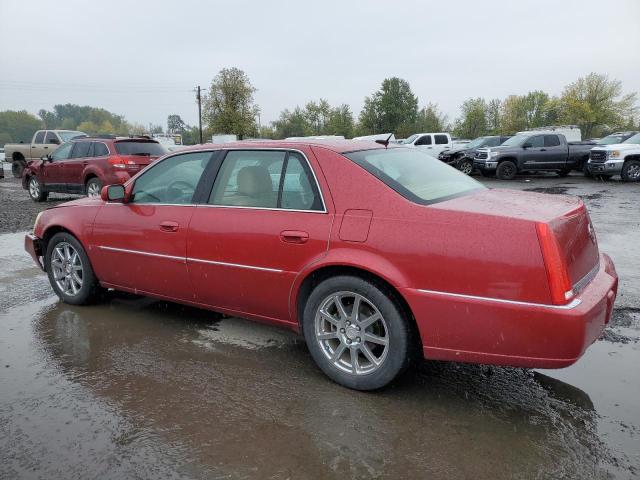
[45,232,102,305]
[28,176,48,202]
[86,177,103,198]
[621,160,640,182]
[458,159,473,175]
[496,160,517,180]
[302,275,413,390]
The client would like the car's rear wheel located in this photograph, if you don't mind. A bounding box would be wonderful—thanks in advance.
[458,159,473,175]
[12,159,25,178]
[621,160,640,182]
[45,232,102,305]
[86,177,103,198]
[302,276,412,390]
[28,176,48,202]
[496,160,517,180]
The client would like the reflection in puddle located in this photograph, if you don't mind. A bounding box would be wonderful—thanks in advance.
[8,293,623,479]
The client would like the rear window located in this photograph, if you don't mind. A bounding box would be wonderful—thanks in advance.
[344,148,485,205]
[114,141,166,156]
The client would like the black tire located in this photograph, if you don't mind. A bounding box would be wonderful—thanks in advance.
[12,159,25,178]
[479,169,495,178]
[85,177,103,198]
[45,232,102,305]
[496,160,517,180]
[621,160,640,182]
[582,162,592,177]
[557,169,570,177]
[302,275,413,390]
[27,176,48,202]
[458,159,474,175]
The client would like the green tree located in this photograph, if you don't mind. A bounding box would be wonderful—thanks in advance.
[453,98,489,138]
[558,73,638,138]
[360,77,418,138]
[326,104,355,138]
[414,103,448,133]
[304,99,331,135]
[203,67,260,139]
[167,114,187,134]
[0,110,43,144]
[272,107,311,138]
[357,96,381,135]
[486,99,502,134]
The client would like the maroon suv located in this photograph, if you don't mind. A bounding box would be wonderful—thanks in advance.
[22,136,166,201]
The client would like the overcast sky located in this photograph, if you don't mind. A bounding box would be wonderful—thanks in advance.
[1,0,639,130]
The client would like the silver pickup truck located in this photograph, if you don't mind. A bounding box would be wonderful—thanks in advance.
[4,129,86,177]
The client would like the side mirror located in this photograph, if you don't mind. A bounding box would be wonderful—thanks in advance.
[49,138,60,145]
[41,154,51,162]
[101,184,126,202]
[522,143,532,149]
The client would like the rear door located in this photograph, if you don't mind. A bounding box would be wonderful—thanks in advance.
[65,141,92,192]
[543,134,566,169]
[90,151,214,300]
[186,148,332,322]
[432,134,451,156]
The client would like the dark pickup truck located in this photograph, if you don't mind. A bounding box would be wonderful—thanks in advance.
[473,132,594,180]
[438,135,511,175]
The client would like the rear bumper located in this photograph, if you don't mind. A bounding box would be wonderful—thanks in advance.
[25,233,45,271]
[402,253,618,368]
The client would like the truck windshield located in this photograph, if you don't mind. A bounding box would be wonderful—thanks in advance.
[622,133,640,145]
[464,137,491,149]
[344,148,485,205]
[498,134,528,147]
[115,141,167,156]
[58,131,87,142]
[401,134,419,144]
[599,133,630,145]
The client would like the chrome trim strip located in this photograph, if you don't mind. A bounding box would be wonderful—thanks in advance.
[415,288,582,310]
[97,245,185,262]
[187,257,283,273]
[573,261,600,294]
[195,204,326,214]
[97,245,284,273]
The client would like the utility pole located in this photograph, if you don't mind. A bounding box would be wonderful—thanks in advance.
[195,85,203,144]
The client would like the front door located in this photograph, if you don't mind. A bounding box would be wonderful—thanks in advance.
[521,135,546,170]
[542,134,567,170]
[90,151,214,300]
[41,141,74,191]
[187,148,332,323]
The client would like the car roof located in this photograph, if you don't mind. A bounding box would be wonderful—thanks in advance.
[178,139,390,154]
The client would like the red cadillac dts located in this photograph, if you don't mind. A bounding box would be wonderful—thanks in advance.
[25,140,618,390]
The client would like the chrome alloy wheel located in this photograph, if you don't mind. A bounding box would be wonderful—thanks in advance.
[51,242,84,296]
[460,161,473,175]
[29,177,40,199]
[314,291,389,375]
[628,164,640,180]
[87,181,101,198]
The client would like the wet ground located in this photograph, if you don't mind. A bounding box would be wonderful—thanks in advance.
[1,164,639,479]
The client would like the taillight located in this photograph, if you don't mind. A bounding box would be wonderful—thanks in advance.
[536,222,574,305]
[108,156,138,170]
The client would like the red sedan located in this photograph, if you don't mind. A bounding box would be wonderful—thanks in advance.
[25,140,618,390]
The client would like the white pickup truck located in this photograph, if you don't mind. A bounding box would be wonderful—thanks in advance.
[4,129,86,177]
[587,132,640,181]
[399,132,453,157]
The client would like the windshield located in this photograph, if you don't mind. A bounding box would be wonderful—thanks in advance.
[498,134,528,147]
[464,137,491,149]
[58,131,87,142]
[344,148,485,205]
[115,141,167,156]
[598,133,631,145]
[401,134,419,144]
[623,133,640,145]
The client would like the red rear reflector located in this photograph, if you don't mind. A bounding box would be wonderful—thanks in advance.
[536,222,574,305]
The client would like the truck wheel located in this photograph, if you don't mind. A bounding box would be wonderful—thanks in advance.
[12,159,26,178]
[496,161,517,180]
[621,160,640,182]
[458,159,473,175]
[28,176,48,202]
[85,177,103,198]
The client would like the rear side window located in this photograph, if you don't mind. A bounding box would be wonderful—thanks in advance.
[115,141,166,156]
[34,131,45,144]
[345,148,485,205]
[280,153,323,211]
[415,135,432,146]
[70,142,91,158]
[132,152,212,204]
[92,142,109,156]
[544,135,561,147]
[434,134,449,145]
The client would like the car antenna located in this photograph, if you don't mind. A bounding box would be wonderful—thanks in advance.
[375,133,393,148]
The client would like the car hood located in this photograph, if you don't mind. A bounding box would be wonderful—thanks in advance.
[433,188,583,223]
[49,197,103,209]
[591,143,639,151]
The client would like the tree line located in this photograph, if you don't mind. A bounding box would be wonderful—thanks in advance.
[0,70,637,146]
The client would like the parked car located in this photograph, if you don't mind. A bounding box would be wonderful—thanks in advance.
[25,140,618,390]
[586,132,640,181]
[4,130,86,178]
[22,136,166,202]
[438,135,511,174]
[473,132,595,179]
[517,125,583,142]
[400,132,452,157]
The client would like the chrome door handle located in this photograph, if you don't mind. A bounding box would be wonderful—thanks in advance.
[160,221,179,232]
[280,230,309,244]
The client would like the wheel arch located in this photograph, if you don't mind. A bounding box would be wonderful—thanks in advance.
[12,151,25,161]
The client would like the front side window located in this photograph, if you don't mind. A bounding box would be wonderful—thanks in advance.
[434,134,449,145]
[44,132,59,144]
[544,135,561,147]
[70,141,91,158]
[50,142,73,161]
[345,148,485,205]
[132,152,212,204]
[527,136,544,148]
[415,135,432,146]
[34,131,45,144]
